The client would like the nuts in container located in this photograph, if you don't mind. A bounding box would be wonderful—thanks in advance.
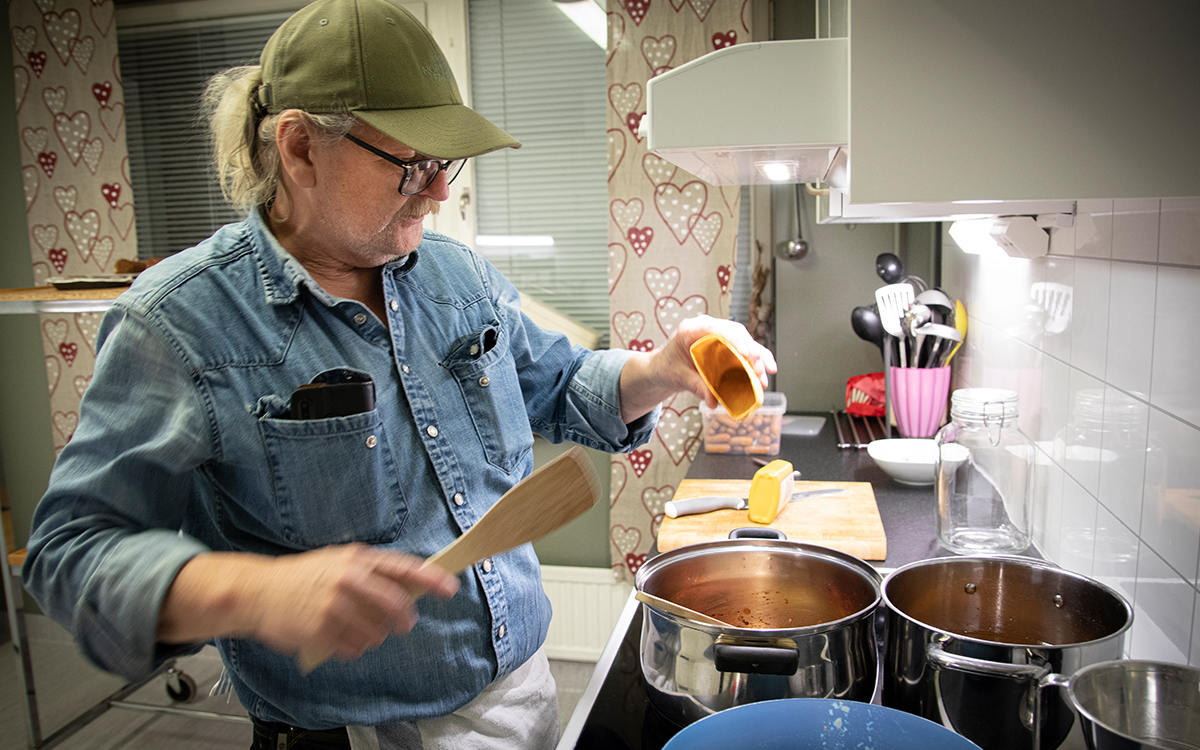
[700,392,787,455]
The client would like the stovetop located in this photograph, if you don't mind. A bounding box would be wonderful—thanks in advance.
[557,595,681,750]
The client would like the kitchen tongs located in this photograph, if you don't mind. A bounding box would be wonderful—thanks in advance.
[297,446,599,673]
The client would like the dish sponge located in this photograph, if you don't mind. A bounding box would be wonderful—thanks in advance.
[689,332,764,420]
[748,459,795,524]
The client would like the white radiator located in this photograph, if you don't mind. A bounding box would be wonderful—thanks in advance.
[541,565,633,662]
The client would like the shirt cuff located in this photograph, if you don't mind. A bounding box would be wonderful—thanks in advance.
[75,530,210,681]
[568,348,659,452]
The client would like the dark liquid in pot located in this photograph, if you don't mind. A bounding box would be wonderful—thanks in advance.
[679,582,868,629]
[954,629,1060,647]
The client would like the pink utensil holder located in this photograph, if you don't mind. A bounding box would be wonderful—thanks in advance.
[889,366,951,438]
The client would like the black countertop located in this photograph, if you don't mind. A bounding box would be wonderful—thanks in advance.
[684,413,945,569]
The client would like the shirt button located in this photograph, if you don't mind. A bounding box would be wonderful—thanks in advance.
[497,624,506,639]
[482,559,493,573]
[390,300,398,311]
[354,313,367,325]
[401,364,410,374]
[365,435,377,448]
[426,425,438,437]
[470,344,480,356]
[453,493,465,506]
[478,376,490,387]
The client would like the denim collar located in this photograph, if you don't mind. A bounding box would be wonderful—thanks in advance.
[246,207,419,309]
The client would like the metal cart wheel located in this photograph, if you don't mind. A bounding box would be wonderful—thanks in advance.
[164,666,198,704]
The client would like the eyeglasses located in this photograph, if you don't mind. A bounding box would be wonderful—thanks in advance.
[344,134,466,196]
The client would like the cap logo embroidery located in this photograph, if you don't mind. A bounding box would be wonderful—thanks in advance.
[420,58,453,84]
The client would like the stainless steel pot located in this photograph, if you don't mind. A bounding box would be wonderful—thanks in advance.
[881,556,1133,750]
[635,534,882,727]
[1043,660,1200,750]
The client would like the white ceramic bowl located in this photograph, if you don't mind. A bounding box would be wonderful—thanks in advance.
[867,438,938,486]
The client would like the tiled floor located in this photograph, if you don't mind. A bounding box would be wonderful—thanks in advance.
[0,614,594,749]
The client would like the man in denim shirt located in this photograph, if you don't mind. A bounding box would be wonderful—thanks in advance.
[22,1,776,748]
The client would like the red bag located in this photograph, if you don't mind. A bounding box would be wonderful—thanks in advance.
[846,372,885,417]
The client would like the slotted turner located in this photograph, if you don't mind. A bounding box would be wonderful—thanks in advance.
[297,446,600,673]
[875,283,914,367]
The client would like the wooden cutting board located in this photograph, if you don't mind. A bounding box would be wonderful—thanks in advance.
[656,479,887,561]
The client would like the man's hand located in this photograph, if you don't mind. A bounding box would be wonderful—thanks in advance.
[618,314,777,422]
[158,544,459,663]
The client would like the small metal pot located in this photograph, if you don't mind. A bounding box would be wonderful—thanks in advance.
[1043,660,1200,750]
[635,533,882,727]
[882,556,1133,750]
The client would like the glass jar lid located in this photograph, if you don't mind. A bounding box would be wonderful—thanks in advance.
[950,388,1019,422]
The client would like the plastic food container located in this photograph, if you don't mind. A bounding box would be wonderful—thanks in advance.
[700,392,786,455]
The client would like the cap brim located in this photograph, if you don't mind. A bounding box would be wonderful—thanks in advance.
[357,104,521,160]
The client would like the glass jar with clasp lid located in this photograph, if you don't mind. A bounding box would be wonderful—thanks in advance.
[933,388,1033,554]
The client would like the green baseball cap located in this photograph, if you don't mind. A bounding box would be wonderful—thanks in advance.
[258,0,520,160]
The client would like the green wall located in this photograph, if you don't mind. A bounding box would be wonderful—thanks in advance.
[0,49,59,615]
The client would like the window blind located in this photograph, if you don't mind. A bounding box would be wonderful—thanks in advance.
[118,13,290,259]
[468,0,750,348]
[467,0,612,345]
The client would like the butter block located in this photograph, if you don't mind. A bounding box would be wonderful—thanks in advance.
[748,459,795,524]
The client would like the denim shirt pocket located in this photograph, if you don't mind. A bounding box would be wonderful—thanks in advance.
[257,394,407,547]
[442,323,534,474]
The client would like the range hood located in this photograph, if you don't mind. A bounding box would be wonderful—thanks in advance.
[642,39,850,193]
[642,0,1200,224]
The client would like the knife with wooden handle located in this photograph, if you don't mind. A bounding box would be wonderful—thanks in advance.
[664,488,848,518]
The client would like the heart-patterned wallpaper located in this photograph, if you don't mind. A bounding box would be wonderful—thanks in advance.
[607,0,751,582]
[8,0,135,454]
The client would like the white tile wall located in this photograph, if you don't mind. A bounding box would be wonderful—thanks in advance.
[944,197,1200,667]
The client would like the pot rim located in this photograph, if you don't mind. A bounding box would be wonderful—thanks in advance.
[635,539,883,635]
[1065,659,1200,748]
[881,555,1134,649]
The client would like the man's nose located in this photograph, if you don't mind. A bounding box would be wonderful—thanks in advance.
[420,168,453,202]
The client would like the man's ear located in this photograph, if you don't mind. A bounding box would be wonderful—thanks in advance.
[275,111,318,189]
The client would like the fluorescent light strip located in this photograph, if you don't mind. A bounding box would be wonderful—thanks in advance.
[553,0,607,49]
[476,235,556,247]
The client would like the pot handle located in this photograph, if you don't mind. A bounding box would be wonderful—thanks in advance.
[926,641,1051,681]
[713,643,799,676]
[1030,672,1071,750]
[728,527,787,541]
[928,640,1054,747]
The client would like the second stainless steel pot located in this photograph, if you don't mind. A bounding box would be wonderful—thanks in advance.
[882,556,1133,750]
[1046,660,1200,750]
[635,535,882,727]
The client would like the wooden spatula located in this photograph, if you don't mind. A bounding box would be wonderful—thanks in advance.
[424,446,599,576]
[297,445,600,673]
[634,590,732,627]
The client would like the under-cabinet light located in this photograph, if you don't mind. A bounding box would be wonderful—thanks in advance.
[756,161,799,182]
[949,216,1048,259]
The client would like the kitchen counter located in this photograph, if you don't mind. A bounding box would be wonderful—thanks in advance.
[684,413,946,569]
[555,412,990,749]
[0,285,126,314]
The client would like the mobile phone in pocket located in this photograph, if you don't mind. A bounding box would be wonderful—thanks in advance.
[288,380,376,419]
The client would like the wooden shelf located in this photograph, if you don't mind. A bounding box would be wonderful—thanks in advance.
[0,285,128,315]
